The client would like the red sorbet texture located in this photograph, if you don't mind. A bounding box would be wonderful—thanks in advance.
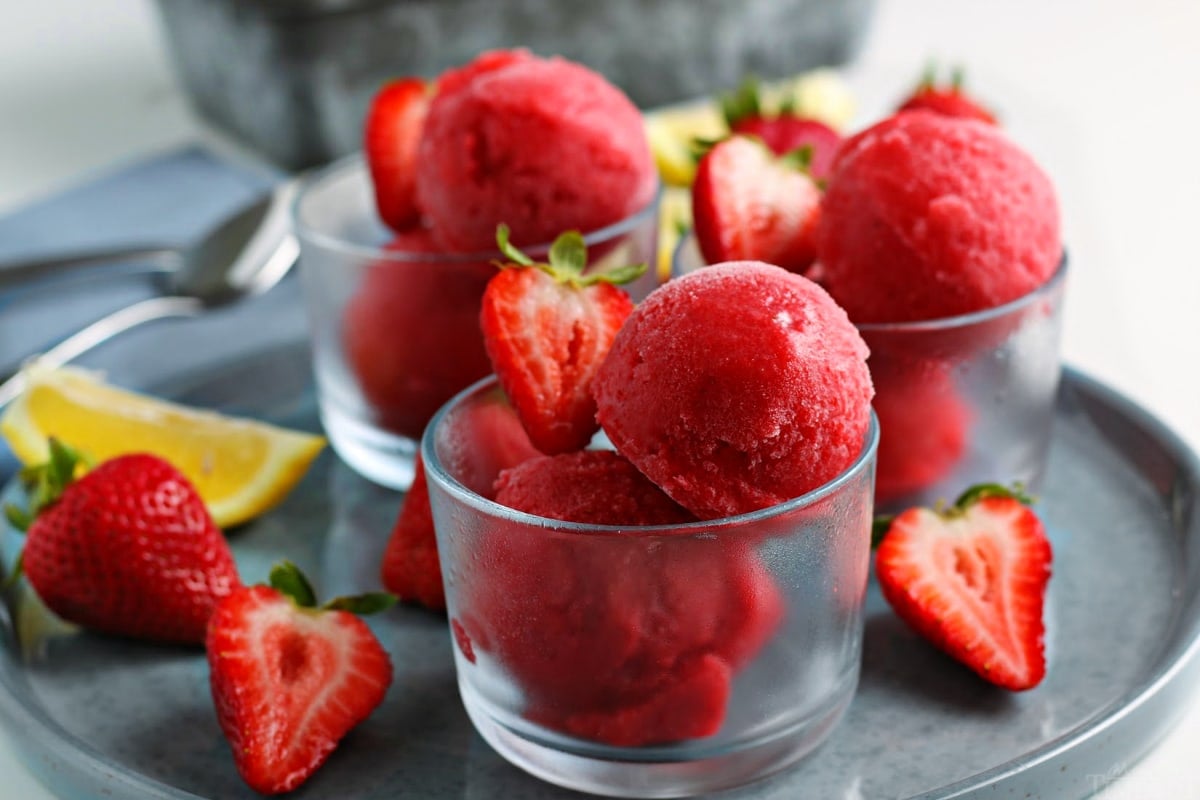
[594,261,874,519]
[461,449,784,745]
[817,111,1061,323]
[416,53,656,251]
[494,450,696,526]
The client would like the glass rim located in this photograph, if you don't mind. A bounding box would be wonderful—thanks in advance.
[855,254,1068,333]
[672,229,1068,332]
[291,153,663,264]
[421,375,880,537]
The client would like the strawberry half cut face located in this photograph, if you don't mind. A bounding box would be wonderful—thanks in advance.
[692,136,822,275]
[874,485,1051,691]
[480,226,645,455]
[207,563,394,794]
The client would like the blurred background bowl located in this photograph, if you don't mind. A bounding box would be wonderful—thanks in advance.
[152,0,876,168]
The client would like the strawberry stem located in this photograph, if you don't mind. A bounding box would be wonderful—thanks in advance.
[4,437,85,532]
[778,90,797,117]
[950,65,966,92]
[871,482,1034,548]
[495,224,535,267]
[323,593,397,615]
[493,225,646,288]
[548,231,587,279]
[919,59,938,90]
[264,560,396,616]
[270,560,318,608]
[953,482,1035,510]
[720,76,763,127]
[781,144,815,172]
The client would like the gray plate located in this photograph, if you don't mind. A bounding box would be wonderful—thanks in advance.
[0,278,1198,800]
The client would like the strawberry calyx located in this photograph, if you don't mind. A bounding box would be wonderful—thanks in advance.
[871,482,1035,547]
[780,144,814,172]
[951,481,1035,511]
[266,560,396,617]
[494,224,647,289]
[697,134,819,179]
[720,77,764,128]
[3,438,89,532]
[720,75,815,127]
[914,61,967,94]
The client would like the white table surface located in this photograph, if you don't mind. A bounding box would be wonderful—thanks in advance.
[1,0,1198,797]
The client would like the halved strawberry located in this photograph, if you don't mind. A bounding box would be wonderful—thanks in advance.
[897,65,996,124]
[874,484,1051,691]
[721,78,843,180]
[364,78,430,232]
[480,226,644,454]
[692,136,822,274]
[207,562,394,794]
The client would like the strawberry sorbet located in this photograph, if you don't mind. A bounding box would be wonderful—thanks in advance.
[494,450,696,526]
[342,229,493,438]
[594,261,874,519]
[451,449,785,746]
[416,52,657,251]
[817,111,1061,323]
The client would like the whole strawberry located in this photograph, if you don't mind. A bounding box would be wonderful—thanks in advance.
[897,64,996,124]
[4,440,240,644]
[481,225,645,454]
[874,484,1051,690]
[207,561,394,795]
[721,77,843,181]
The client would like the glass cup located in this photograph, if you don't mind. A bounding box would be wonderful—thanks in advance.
[423,377,879,798]
[673,232,1067,511]
[292,156,660,489]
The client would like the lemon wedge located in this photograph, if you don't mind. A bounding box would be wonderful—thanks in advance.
[1,365,325,528]
[644,102,726,186]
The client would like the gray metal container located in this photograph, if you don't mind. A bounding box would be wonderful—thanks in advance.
[153,0,876,169]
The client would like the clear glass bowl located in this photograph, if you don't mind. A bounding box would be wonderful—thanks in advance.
[673,232,1067,511]
[292,156,660,489]
[422,376,879,798]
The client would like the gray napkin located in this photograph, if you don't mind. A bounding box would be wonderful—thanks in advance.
[0,146,284,479]
[0,146,279,262]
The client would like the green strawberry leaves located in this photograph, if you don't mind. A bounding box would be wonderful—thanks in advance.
[494,224,647,288]
[548,230,588,277]
[324,594,398,616]
[496,224,535,267]
[269,561,318,608]
[781,143,815,173]
[720,76,763,128]
[267,560,396,616]
[952,482,1035,511]
[4,438,89,532]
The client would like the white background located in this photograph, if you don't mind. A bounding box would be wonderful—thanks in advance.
[0,1,1198,798]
